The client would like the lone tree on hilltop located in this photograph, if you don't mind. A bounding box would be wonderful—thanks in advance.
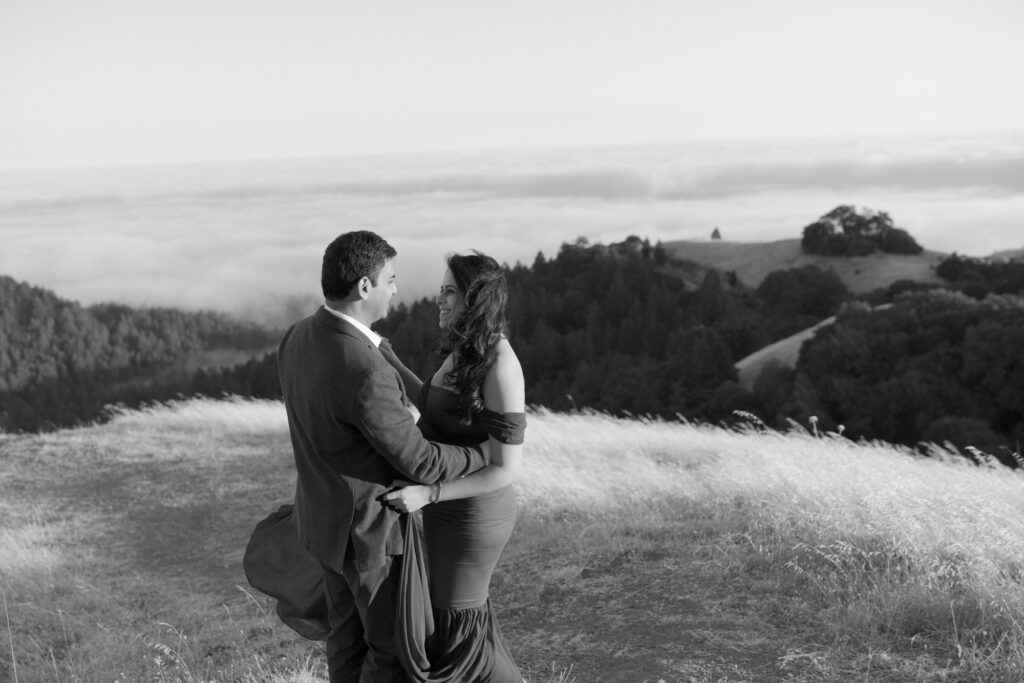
[801,205,923,256]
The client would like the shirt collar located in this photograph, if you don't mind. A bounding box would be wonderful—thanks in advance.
[322,305,382,347]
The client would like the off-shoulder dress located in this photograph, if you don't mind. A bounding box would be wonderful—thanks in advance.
[396,378,526,682]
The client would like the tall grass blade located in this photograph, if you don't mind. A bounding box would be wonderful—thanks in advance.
[3,590,17,683]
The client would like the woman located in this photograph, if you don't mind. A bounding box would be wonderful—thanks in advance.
[381,251,526,682]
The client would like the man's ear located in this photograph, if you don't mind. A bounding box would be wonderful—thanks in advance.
[356,276,372,300]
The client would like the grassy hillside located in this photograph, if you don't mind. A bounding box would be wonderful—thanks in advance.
[989,247,1024,261]
[734,303,896,390]
[4,399,1024,681]
[663,239,947,293]
[734,316,835,390]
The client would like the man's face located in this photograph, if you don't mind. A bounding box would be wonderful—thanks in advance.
[365,258,397,322]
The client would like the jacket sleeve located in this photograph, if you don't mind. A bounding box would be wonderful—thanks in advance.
[351,365,487,484]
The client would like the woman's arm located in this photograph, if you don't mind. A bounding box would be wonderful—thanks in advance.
[383,341,524,513]
[379,338,424,399]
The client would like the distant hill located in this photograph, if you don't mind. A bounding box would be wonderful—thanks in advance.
[663,238,948,294]
[734,315,836,390]
[708,236,1023,390]
[734,303,895,390]
[989,247,1024,261]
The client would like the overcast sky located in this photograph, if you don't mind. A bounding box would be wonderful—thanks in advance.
[3,0,1023,169]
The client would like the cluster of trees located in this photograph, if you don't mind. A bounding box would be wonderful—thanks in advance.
[752,290,1024,465]
[935,254,1024,299]
[801,205,923,256]
[738,247,1024,460]
[0,275,277,431]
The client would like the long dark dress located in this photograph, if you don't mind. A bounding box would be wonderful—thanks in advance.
[396,380,526,683]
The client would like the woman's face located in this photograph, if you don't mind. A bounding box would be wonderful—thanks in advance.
[436,268,465,329]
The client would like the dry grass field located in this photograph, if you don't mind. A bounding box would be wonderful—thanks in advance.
[4,398,1024,681]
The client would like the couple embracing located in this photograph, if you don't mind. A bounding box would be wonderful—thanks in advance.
[277,231,526,682]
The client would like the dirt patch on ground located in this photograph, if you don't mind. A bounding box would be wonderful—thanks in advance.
[496,516,821,682]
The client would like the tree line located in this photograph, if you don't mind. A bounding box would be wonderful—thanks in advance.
[3,207,1021,464]
[766,290,1024,465]
[0,275,277,431]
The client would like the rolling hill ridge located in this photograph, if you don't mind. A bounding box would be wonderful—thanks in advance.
[664,238,948,293]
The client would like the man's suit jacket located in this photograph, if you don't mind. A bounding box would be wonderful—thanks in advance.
[278,307,486,574]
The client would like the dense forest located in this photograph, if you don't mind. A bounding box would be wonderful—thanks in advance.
[776,290,1024,465]
[2,207,1022,464]
[0,275,278,431]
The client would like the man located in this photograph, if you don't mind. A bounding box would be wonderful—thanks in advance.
[278,231,487,682]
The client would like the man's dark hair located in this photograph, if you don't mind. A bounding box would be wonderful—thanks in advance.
[321,231,397,299]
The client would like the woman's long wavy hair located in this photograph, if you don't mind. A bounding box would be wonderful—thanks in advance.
[440,252,509,423]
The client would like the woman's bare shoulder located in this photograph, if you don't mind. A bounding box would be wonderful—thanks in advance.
[483,338,524,411]
[493,338,522,375]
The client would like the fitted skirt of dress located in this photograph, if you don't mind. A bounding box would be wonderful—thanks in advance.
[397,486,521,682]
[423,485,517,609]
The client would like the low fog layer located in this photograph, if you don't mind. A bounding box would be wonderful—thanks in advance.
[2,135,1022,326]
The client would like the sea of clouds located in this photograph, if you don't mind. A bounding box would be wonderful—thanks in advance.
[2,132,1022,327]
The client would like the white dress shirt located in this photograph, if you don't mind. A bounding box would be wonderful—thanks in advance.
[322,305,382,348]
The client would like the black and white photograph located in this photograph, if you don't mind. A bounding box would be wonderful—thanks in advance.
[2,1,1024,681]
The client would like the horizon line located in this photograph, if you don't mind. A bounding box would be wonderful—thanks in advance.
[5,127,1024,174]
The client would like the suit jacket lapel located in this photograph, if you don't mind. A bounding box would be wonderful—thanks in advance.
[314,307,410,406]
